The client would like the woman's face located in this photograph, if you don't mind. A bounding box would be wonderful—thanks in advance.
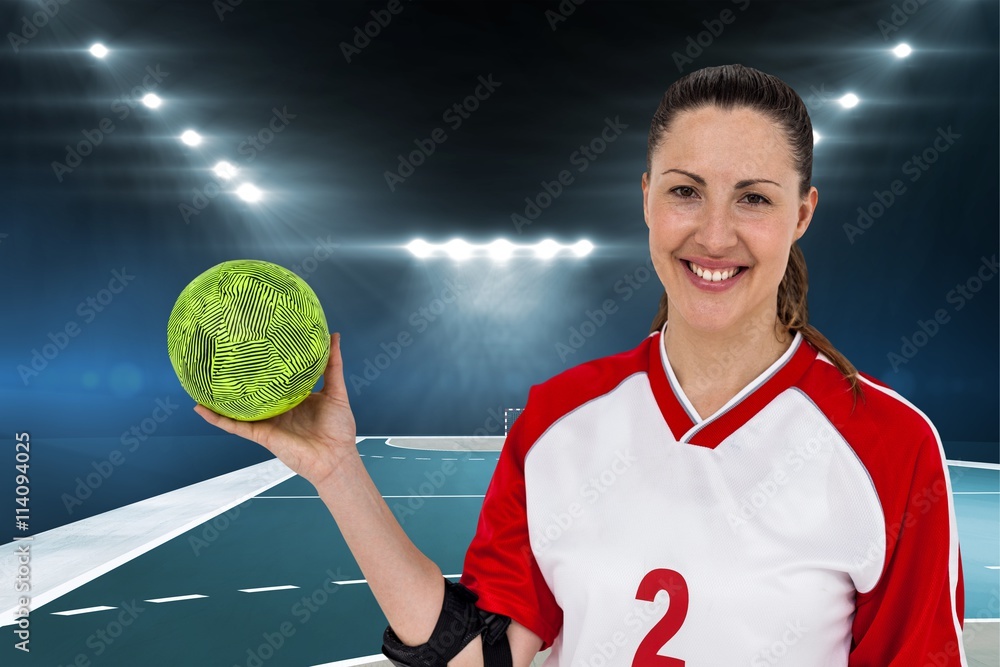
[642,105,818,338]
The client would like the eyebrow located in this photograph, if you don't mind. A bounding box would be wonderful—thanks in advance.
[661,168,782,189]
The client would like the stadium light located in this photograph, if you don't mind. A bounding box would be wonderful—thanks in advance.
[142,93,162,109]
[406,239,432,258]
[180,130,202,146]
[571,240,594,257]
[236,183,262,202]
[838,93,859,109]
[444,239,472,261]
[213,161,238,180]
[813,129,822,145]
[488,239,514,261]
[89,43,109,59]
[534,239,560,260]
[892,43,912,58]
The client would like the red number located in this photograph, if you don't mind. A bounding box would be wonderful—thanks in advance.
[632,568,688,666]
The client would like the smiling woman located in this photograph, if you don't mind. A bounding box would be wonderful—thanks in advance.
[194,64,969,667]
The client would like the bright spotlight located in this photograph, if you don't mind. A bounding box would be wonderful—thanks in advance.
[813,129,822,145]
[571,240,594,257]
[213,161,238,180]
[893,43,912,58]
[534,239,560,260]
[142,93,162,109]
[838,93,859,109]
[407,239,432,258]
[89,43,109,59]
[488,239,514,261]
[236,183,262,202]
[444,239,472,261]
[181,130,202,146]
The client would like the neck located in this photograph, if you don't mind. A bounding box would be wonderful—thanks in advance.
[662,311,795,406]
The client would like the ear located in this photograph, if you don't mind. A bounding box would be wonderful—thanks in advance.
[641,171,651,228]
[793,186,818,242]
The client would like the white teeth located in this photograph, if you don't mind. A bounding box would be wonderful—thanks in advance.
[687,261,742,282]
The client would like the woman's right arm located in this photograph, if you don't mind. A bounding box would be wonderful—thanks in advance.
[194,333,543,666]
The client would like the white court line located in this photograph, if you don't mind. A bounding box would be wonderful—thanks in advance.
[469,458,485,461]
[416,457,431,461]
[952,492,1000,494]
[391,457,406,460]
[332,574,461,586]
[310,654,387,667]
[145,594,208,604]
[947,460,1000,470]
[369,455,384,459]
[965,618,1000,623]
[256,495,485,499]
[442,458,457,461]
[986,566,1000,570]
[239,585,300,593]
[51,605,116,616]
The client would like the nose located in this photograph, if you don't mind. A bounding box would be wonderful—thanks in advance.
[692,199,739,254]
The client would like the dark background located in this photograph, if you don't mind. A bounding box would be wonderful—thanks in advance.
[1,0,997,534]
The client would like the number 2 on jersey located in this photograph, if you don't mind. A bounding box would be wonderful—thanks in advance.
[632,568,689,666]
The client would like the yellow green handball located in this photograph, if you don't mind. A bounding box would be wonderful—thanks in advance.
[167,259,330,421]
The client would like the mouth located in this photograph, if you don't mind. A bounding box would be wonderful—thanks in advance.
[681,259,748,283]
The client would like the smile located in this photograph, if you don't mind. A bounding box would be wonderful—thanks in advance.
[685,260,745,282]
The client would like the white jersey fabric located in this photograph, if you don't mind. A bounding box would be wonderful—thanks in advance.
[461,323,966,666]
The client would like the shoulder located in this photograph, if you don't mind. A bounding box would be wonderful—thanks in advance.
[795,348,942,478]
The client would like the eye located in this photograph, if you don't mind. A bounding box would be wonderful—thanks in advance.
[668,186,770,207]
[742,193,770,207]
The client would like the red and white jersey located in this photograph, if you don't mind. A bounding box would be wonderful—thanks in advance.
[461,325,967,666]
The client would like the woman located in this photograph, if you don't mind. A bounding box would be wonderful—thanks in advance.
[195,64,966,666]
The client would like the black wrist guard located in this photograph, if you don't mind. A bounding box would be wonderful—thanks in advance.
[381,579,512,667]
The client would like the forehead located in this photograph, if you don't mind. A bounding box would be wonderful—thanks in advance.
[654,105,794,178]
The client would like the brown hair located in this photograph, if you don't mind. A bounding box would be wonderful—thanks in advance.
[645,64,863,401]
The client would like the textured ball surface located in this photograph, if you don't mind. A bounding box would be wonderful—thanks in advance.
[167,259,330,421]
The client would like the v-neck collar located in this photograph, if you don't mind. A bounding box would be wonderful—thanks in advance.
[647,321,817,448]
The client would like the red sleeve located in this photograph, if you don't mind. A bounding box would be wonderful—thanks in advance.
[848,427,967,666]
[460,404,563,649]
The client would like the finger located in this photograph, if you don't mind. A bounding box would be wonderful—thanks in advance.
[322,332,350,402]
[193,404,257,441]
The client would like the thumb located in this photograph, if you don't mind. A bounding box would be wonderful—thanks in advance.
[322,332,350,402]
